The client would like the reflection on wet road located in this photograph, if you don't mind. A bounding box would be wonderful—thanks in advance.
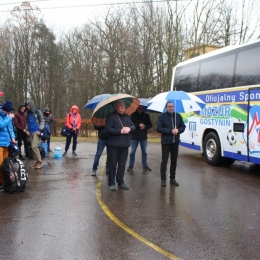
[0,142,260,260]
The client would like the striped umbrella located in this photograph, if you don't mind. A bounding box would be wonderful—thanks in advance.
[91,93,140,126]
[147,90,206,113]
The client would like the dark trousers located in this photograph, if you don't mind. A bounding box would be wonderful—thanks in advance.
[160,143,179,181]
[65,131,78,152]
[17,130,29,156]
[108,146,128,186]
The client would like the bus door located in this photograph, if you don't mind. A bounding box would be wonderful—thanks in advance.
[247,87,260,163]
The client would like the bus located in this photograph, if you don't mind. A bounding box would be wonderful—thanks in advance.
[172,39,260,166]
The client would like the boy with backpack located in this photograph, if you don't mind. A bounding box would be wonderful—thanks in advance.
[26,100,45,169]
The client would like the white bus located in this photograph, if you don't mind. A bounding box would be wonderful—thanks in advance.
[172,39,260,166]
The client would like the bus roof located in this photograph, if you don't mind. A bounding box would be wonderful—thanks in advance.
[175,39,260,68]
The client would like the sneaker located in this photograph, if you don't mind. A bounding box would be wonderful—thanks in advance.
[48,149,52,152]
[91,170,97,176]
[161,180,166,186]
[118,183,129,190]
[19,154,26,160]
[170,179,179,186]
[72,151,77,156]
[0,183,3,192]
[109,185,116,191]
[106,169,109,174]
[30,162,37,168]
[35,162,43,169]
[127,166,133,172]
[143,166,152,171]
[63,151,67,157]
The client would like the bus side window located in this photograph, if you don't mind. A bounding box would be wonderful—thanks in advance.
[234,46,260,87]
[175,64,199,92]
[198,54,235,91]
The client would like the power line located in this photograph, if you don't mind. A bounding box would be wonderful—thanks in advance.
[0,0,183,13]
[0,0,49,6]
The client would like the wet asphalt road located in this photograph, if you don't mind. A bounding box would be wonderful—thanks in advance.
[1,141,260,260]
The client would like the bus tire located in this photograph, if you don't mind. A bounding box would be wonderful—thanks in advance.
[203,132,222,166]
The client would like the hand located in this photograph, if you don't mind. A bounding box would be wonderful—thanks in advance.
[73,128,77,131]
[121,127,130,134]
[36,131,41,136]
[11,138,16,143]
[140,123,145,130]
[172,128,179,135]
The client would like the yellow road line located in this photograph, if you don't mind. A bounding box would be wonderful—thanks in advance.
[96,159,183,260]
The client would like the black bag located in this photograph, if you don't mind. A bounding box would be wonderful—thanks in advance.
[40,123,51,141]
[2,157,28,193]
[60,125,72,136]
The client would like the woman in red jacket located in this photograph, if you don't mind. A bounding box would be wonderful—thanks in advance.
[63,105,81,157]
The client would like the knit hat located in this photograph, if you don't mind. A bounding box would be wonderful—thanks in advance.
[2,100,13,112]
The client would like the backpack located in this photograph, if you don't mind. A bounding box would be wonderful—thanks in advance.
[2,157,28,193]
[40,123,51,141]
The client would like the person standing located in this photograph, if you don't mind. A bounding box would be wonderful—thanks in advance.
[156,102,186,187]
[14,104,30,160]
[26,100,45,169]
[104,100,135,191]
[43,107,53,152]
[127,105,152,172]
[0,100,16,191]
[91,125,109,176]
[63,105,81,157]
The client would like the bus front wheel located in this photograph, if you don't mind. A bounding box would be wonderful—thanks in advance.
[203,132,222,166]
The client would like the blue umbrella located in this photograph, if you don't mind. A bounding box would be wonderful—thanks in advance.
[147,90,205,113]
[84,94,112,110]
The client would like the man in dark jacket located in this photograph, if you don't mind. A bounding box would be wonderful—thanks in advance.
[104,100,135,191]
[156,101,186,187]
[14,104,30,160]
[127,105,152,172]
[91,125,109,176]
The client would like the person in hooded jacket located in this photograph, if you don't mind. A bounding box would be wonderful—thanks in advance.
[43,107,53,152]
[14,104,30,160]
[26,100,45,169]
[0,100,16,191]
[63,105,81,157]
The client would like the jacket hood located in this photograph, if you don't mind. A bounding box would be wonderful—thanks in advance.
[44,107,51,113]
[27,100,36,113]
[70,105,79,114]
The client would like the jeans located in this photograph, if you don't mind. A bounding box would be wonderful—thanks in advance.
[129,139,148,167]
[160,143,179,180]
[108,146,128,186]
[65,131,78,152]
[92,138,109,171]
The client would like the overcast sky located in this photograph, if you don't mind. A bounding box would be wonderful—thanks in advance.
[0,0,133,32]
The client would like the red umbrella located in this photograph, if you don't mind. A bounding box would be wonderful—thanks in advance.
[0,91,4,97]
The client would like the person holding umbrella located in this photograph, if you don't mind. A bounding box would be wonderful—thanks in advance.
[104,100,136,191]
[156,101,186,187]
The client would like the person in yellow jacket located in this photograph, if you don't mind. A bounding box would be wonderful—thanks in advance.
[63,105,82,157]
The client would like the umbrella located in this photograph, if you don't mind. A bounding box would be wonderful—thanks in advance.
[146,90,206,114]
[91,93,140,126]
[0,91,4,97]
[138,98,151,107]
[84,93,112,110]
